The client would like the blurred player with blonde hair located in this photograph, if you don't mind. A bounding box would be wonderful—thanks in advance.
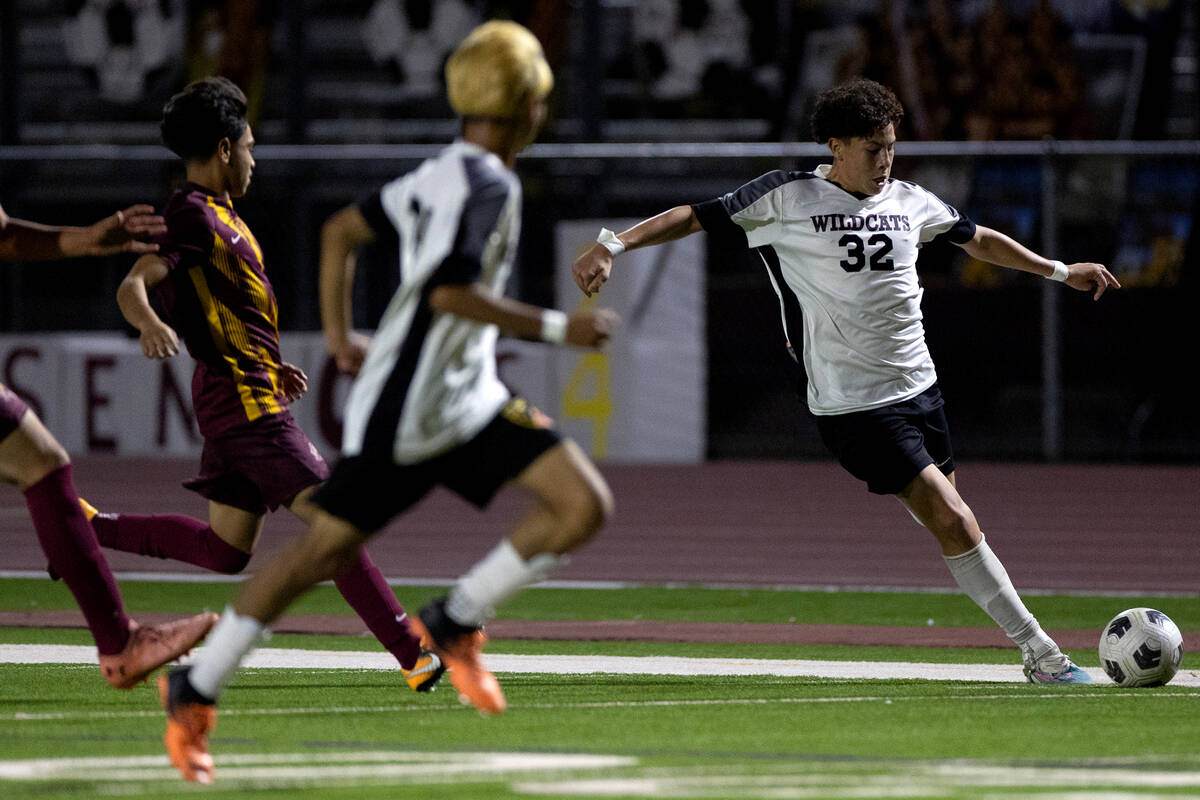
[158,21,619,783]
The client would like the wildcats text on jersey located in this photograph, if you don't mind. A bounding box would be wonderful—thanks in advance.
[810,213,912,233]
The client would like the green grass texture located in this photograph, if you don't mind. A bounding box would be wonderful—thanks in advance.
[3,578,1197,629]
[1,664,1198,799]
[3,579,1199,798]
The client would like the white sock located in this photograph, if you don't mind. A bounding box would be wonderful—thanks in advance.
[187,606,265,700]
[444,539,563,627]
[942,535,1058,661]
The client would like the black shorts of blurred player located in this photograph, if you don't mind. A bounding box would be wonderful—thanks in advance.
[312,398,561,531]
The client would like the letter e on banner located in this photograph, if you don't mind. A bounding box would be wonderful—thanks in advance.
[85,356,116,452]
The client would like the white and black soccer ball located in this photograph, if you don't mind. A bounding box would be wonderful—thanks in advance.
[1098,607,1184,687]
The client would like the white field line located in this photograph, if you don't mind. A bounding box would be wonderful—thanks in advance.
[516,764,1200,799]
[3,642,1200,687]
[0,751,634,782]
[3,751,1200,798]
[8,690,1200,725]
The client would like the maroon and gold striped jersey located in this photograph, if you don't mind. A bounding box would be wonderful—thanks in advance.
[154,182,286,436]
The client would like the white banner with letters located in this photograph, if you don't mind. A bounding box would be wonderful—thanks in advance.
[0,222,705,461]
[0,332,350,458]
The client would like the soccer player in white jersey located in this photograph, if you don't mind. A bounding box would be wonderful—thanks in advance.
[156,21,619,783]
[574,79,1120,685]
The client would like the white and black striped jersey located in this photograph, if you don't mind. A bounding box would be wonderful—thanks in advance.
[344,140,521,463]
[693,164,976,415]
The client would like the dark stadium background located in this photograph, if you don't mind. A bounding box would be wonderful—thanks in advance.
[1,0,1197,463]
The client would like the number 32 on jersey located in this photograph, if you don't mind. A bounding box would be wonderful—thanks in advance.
[838,233,894,272]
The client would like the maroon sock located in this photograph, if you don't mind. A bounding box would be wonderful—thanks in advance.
[24,465,130,655]
[90,513,251,574]
[333,549,421,669]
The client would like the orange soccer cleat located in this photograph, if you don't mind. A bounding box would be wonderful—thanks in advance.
[401,646,447,693]
[159,667,217,784]
[412,599,506,714]
[77,497,100,521]
[99,612,218,689]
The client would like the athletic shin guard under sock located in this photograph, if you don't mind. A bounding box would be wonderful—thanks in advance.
[943,534,1057,657]
[187,606,264,700]
[24,465,130,654]
[90,514,251,574]
[445,539,563,628]
[333,549,421,669]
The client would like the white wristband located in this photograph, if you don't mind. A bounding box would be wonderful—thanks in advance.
[1047,260,1069,282]
[539,309,568,344]
[597,228,625,257]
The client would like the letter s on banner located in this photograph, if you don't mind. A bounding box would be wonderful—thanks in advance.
[3,347,44,419]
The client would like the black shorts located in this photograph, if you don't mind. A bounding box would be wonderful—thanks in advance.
[814,383,954,495]
[312,398,562,534]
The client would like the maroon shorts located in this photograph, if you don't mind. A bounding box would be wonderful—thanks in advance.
[0,382,30,443]
[184,411,330,514]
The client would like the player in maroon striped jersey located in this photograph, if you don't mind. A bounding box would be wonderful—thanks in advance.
[90,77,441,694]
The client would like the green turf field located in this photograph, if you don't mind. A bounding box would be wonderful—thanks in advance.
[2,579,1198,799]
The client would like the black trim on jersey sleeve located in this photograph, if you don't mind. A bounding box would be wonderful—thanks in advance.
[432,155,512,287]
[356,186,401,252]
[929,213,977,245]
[721,170,802,215]
[693,171,818,250]
[357,187,392,235]
[692,198,749,249]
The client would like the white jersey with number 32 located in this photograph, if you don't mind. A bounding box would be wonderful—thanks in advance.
[694,163,976,415]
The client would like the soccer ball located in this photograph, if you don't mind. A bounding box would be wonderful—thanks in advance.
[1098,607,1184,687]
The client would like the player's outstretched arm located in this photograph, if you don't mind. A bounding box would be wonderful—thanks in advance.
[62,205,167,257]
[320,205,377,375]
[958,225,1121,300]
[117,254,180,359]
[0,203,165,262]
[572,205,702,297]
[429,283,620,349]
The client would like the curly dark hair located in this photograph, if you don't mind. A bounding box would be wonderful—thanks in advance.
[810,79,904,143]
[160,77,248,162]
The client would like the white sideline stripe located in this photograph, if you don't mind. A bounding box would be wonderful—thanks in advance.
[3,643,1200,686]
[4,754,1200,796]
[2,569,1196,596]
[0,751,634,782]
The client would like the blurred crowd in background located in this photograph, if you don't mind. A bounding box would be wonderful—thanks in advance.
[1,0,1196,295]
[0,1,1197,461]
[1,0,1192,142]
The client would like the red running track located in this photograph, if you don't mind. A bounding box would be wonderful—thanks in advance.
[2,458,1197,594]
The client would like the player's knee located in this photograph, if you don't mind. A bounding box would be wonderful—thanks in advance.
[925,501,977,546]
[557,479,613,549]
[20,445,70,487]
